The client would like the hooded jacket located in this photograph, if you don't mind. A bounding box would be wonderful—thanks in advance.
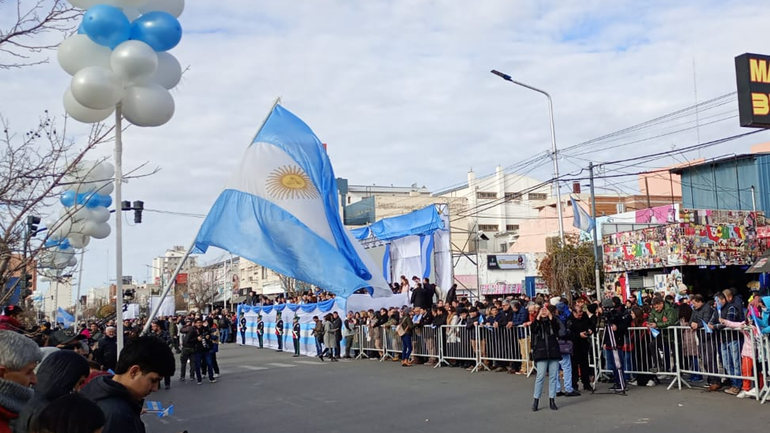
[80,375,145,433]
[0,316,23,333]
[15,350,90,433]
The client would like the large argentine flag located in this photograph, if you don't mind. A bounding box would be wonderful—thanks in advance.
[193,104,391,298]
[571,197,595,234]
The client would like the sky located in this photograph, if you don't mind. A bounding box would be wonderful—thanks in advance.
[2,0,770,300]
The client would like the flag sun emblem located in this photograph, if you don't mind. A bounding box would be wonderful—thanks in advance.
[265,165,320,200]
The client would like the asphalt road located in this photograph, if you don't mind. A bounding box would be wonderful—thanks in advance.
[144,344,762,433]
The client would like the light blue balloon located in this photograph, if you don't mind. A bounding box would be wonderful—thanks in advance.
[77,193,89,205]
[82,5,131,49]
[45,239,60,248]
[77,22,86,35]
[99,194,113,208]
[58,239,71,250]
[85,193,101,209]
[130,11,182,52]
[60,190,77,207]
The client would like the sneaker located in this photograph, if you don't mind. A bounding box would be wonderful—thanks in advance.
[179,377,185,382]
[165,385,170,390]
[736,390,747,399]
[646,381,657,387]
[627,379,638,386]
[565,391,581,397]
[494,367,506,372]
[724,386,740,395]
[209,378,217,383]
[196,381,202,385]
[708,383,722,392]
[214,373,219,378]
[745,388,758,398]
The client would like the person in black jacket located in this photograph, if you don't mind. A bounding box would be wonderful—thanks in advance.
[567,305,594,392]
[530,305,561,411]
[81,336,175,433]
[93,326,118,372]
[15,350,90,433]
[445,284,458,305]
[185,318,215,384]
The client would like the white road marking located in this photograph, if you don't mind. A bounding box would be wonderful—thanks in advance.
[265,363,296,368]
[294,360,323,365]
[240,365,268,371]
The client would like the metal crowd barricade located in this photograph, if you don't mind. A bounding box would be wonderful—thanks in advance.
[761,334,770,404]
[441,325,479,371]
[382,325,403,361]
[356,325,378,360]
[410,325,442,367]
[593,326,684,390]
[478,325,532,374]
[672,325,760,400]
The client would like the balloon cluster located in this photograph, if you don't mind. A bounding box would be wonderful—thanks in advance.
[59,0,184,126]
[38,160,115,272]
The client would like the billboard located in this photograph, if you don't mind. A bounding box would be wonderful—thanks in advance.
[486,254,526,270]
[735,53,770,128]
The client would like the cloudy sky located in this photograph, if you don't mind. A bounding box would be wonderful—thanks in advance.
[2,0,769,297]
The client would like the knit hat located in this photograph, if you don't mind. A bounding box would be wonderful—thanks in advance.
[36,351,90,401]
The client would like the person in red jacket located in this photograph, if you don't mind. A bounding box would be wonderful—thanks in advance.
[0,306,26,333]
[0,330,42,433]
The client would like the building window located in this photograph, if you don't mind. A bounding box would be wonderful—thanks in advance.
[478,224,499,232]
[506,224,520,232]
[476,192,497,199]
[261,267,268,279]
[499,243,508,252]
[504,192,522,201]
[528,193,547,201]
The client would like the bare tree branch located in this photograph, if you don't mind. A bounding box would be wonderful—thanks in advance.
[0,0,81,69]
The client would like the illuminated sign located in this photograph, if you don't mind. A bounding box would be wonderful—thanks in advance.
[735,53,770,128]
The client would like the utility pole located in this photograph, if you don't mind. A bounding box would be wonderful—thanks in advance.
[589,162,601,294]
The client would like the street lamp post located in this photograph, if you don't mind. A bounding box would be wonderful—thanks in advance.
[491,69,565,245]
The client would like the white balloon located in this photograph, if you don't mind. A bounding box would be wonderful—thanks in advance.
[64,88,114,123]
[121,7,141,20]
[90,222,111,239]
[89,207,111,223]
[137,0,183,17]
[150,52,182,89]
[68,234,91,249]
[57,34,112,76]
[113,0,149,8]
[96,180,115,195]
[98,161,116,178]
[68,0,101,9]
[52,218,73,239]
[71,67,124,110]
[122,83,175,127]
[67,255,79,267]
[53,248,75,269]
[69,205,91,223]
[111,40,157,82]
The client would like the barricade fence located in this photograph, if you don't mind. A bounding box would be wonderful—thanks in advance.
[346,324,770,403]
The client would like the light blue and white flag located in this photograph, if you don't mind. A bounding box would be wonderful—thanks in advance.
[193,104,391,298]
[571,197,595,234]
[56,307,74,327]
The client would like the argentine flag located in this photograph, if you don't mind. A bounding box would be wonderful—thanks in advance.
[571,197,595,234]
[193,104,391,298]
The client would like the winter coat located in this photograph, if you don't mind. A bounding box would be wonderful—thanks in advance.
[323,320,336,348]
[531,317,561,361]
[689,303,714,329]
[81,375,145,433]
[0,316,23,333]
[398,315,415,337]
[16,351,90,433]
[94,335,118,372]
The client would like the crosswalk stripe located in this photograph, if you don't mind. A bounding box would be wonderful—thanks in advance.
[265,363,296,368]
[240,365,268,371]
[294,360,323,366]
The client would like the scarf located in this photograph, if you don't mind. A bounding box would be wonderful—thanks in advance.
[0,378,33,415]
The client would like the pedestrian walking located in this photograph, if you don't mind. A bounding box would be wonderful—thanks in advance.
[531,306,561,411]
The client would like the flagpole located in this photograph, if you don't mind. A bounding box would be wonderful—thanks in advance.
[115,103,125,356]
[142,97,282,335]
[589,162,601,295]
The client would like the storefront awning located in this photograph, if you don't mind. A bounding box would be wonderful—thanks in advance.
[746,250,770,273]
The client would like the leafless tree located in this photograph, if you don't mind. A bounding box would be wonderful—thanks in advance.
[0,0,81,69]
[0,112,115,303]
[186,267,219,312]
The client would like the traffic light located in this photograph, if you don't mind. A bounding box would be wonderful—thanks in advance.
[26,215,40,237]
[132,200,144,223]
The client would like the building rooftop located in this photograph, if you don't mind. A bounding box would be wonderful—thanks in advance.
[669,153,770,174]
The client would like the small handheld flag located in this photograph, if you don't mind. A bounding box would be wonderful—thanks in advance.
[701,320,713,334]
[650,328,660,338]
[145,401,174,418]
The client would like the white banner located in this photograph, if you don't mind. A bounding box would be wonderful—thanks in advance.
[150,296,175,318]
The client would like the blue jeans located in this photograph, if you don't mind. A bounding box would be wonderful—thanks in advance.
[720,340,741,388]
[401,334,412,361]
[315,337,323,356]
[220,328,229,344]
[534,359,560,399]
[556,354,574,393]
[194,351,214,382]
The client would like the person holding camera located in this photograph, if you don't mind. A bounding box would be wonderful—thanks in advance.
[185,318,216,384]
[530,305,562,411]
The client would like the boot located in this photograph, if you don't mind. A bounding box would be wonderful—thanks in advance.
[531,398,539,411]
[549,398,558,410]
